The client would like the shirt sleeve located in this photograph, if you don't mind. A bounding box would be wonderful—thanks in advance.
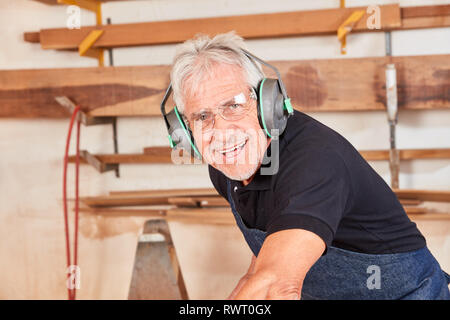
[266,146,352,250]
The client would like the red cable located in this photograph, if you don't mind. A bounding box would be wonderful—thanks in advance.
[73,119,81,300]
[63,106,81,300]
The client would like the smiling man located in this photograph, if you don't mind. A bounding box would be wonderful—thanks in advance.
[162,32,450,300]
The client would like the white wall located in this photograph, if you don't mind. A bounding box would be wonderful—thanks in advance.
[0,0,449,299]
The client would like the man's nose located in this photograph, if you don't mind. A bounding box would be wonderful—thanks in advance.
[213,114,239,131]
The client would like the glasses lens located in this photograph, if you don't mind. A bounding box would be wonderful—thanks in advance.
[188,90,255,132]
[191,111,214,132]
[219,91,252,121]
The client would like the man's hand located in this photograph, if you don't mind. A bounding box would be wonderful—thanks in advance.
[232,229,325,300]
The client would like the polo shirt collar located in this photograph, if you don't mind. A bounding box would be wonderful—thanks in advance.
[230,129,290,192]
[230,168,272,192]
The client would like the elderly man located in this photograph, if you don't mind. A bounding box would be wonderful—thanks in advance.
[161,32,450,300]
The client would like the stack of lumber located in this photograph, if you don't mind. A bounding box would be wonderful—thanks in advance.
[77,188,450,223]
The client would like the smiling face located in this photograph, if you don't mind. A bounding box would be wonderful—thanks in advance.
[182,63,270,181]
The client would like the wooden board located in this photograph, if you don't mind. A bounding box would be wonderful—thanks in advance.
[3,54,447,118]
[394,189,450,202]
[31,5,400,50]
[68,147,450,167]
[0,65,169,118]
[79,206,449,222]
[79,207,234,224]
[399,199,422,206]
[33,0,127,4]
[399,5,450,30]
[408,213,450,221]
[401,5,450,19]
[80,195,171,207]
[360,149,450,161]
[25,5,450,50]
[168,196,229,208]
[108,188,218,198]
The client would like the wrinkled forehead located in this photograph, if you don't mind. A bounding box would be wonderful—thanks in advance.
[182,63,248,115]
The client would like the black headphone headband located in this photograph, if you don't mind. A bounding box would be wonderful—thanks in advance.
[240,49,289,101]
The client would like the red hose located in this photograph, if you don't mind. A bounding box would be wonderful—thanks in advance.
[63,106,81,300]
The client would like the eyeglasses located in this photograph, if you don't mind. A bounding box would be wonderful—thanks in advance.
[184,88,257,133]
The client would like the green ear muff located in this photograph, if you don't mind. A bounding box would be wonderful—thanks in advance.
[161,84,202,160]
[257,78,291,138]
[173,106,201,159]
[164,106,202,160]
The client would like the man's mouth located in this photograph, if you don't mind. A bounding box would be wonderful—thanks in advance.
[217,138,248,158]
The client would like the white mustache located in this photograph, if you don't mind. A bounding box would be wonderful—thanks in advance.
[210,136,249,153]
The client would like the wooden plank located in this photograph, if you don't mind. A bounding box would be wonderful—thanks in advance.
[80,196,171,207]
[276,55,450,113]
[32,5,400,50]
[398,5,450,30]
[1,54,448,118]
[79,206,449,222]
[403,206,426,215]
[143,146,173,156]
[360,149,450,161]
[199,197,229,207]
[68,147,450,166]
[80,207,166,217]
[109,188,218,198]
[32,0,60,4]
[399,15,450,30]
[165,208,234,225]
[0,65,168,118]
[74,153,174,164]
[394,189,450,202]
[401,5,450,19]
[399,199,422,206]
[106,188,449,204]
[79,207,234,224]
[167,196,229,207]
[33,0,127,4]
[23,32,40,43]
[168,197,199,207]
[408,213,450,221]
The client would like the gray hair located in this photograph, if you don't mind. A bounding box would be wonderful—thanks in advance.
[170,32,265,113]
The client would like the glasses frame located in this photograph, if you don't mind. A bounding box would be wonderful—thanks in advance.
[183,87,258,133]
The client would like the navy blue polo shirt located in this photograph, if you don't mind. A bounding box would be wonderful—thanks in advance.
[208,110,426,254]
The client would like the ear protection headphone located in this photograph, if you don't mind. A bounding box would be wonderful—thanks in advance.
[160,49,294,160]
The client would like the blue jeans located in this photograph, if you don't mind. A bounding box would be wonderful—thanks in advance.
[226,180,450,300]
